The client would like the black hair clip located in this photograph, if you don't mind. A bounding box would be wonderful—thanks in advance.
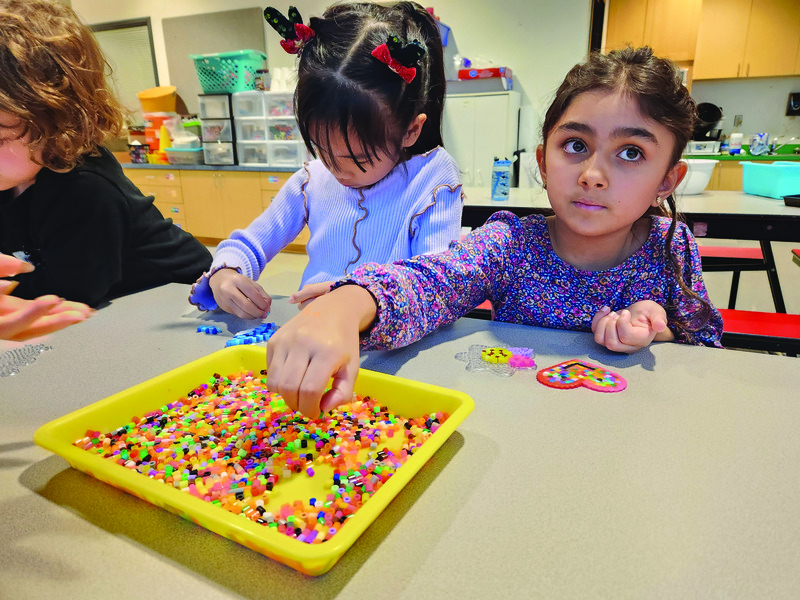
[371,36,425,83]
[263,6,315,54]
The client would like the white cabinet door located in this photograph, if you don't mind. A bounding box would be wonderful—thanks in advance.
[443,91,520,187]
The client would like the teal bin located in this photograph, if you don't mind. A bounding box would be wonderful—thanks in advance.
[740,161,800,199]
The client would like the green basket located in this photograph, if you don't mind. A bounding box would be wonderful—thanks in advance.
[190,50,267,94]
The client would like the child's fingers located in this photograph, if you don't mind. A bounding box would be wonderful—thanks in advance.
[592,310,616,345]
[0,280,19,295]
[7,309,90,342]
[0,254,34,277]
[320,358,359,414]
[590,306,612,333]
[289,282,332,306]
[0,296,67,340]
[229,293,270,319]
[232,278,271,317]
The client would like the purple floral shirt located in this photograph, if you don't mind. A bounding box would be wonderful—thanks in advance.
[337,211,723,350]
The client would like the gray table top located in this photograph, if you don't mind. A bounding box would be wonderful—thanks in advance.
[2,283,799,599]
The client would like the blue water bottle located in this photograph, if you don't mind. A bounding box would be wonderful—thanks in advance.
[491,158,512,201]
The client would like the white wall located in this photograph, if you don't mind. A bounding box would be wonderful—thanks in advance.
[72,0,592,153]
[692,77,800,144]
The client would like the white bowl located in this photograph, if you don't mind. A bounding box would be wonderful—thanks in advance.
[675,159,717,195]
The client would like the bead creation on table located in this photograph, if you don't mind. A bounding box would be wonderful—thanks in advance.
[455,344,537,376]
[34,346,474,575]
[536,360,627,393]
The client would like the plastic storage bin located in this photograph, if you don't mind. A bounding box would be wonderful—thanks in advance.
[197,94,231,120]
[235,117,268,141]
[165,147,204,165]
[201,119,233,142]
[268,141,304,167]
[266,92,294,116]
[268,117,299,141]
[203,142,236,165]
[741,161,800,199]
[237,141,269,166]
[232,90,267,117]
[190,50,266,94]
[137,86,177,113]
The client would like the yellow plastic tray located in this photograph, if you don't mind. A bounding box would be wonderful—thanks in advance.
[34,346,474,576]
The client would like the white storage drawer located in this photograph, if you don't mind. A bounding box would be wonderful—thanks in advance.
[237,141,269,166]
[235,117,269,142]
[201,119,233,143]
[267,117,300,141]
[203,142,236,165]
[268,141,304,167]
[266,92,294,116]
[232,90,267,118]
[197,94,231,119]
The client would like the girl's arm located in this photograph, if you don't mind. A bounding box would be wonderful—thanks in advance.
[334,214,515,350]
[189,167,310,311]
[266,213,516,416]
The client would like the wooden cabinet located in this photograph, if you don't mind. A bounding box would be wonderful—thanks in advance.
[124,168,187,230]
[180,171,262,239]
[604,0,701,62]
[124,167,309,252]
[694,0,800,79]
[706,161,744,191]
[442,91,520,187]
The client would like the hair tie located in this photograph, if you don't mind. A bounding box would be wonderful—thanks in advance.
[371,36,425,84]
[264,6,315,55]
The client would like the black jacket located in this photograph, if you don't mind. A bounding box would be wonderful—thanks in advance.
[0,147,211,306]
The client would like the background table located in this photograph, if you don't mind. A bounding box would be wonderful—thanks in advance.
[2,283,799,598]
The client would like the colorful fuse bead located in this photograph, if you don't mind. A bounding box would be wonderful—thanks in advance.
[480,347,512,364]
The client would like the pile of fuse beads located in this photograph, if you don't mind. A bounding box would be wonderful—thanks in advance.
[74,370,447,544]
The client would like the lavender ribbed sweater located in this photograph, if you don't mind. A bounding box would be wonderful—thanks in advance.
[190,146,463,310]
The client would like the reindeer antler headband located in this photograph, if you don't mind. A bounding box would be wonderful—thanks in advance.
[263,6,315,54]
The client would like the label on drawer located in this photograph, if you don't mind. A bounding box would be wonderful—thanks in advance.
[165,173,175,181]
[268,175,279,183]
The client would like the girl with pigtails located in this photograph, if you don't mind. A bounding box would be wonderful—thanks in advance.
[190,2,463,319]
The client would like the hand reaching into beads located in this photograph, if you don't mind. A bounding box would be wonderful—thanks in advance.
[591,300,674,353]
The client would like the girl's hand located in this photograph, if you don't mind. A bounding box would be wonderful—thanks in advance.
[591,301,671,353]
[209,268,272,319]
[288,281,334,310]
[266,285,377,418]
[0,253,92,340]
[0,291,92,341]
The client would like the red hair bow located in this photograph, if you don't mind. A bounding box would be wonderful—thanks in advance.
[371,43,416,84]
[279,23,315,55]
